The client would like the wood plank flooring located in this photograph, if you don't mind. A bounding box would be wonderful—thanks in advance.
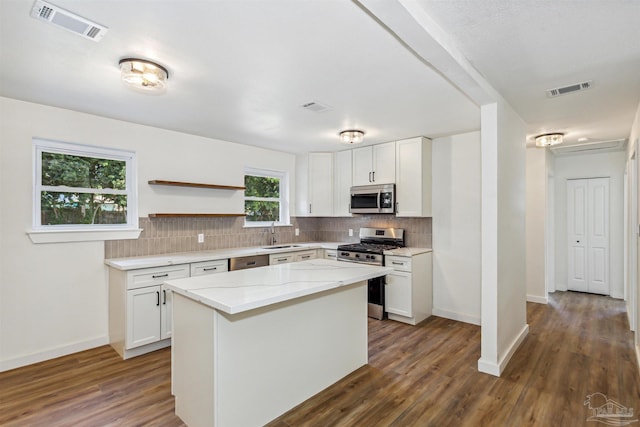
[1,291,638,426]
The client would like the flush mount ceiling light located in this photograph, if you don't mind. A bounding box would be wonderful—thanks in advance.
[339,130,365,144]
[119,58,169,95]
[535,133,564,147]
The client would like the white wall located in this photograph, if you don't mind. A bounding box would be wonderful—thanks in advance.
[626,100,640,354]
[478,100,528,377]
[553,150,626,298]
[432,131,481,324]
[0,97,295,371]
[525,147,549,303]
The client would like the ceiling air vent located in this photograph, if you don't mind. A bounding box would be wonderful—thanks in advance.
[30,0,108,42]
[301,101,332,113]
[545,80,593,98]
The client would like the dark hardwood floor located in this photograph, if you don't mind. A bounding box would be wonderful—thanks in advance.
[1,291,638,426]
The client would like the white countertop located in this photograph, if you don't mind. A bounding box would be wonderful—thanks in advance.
[383,247,432,256]
[105,242,343,270]
[164,259,392,314]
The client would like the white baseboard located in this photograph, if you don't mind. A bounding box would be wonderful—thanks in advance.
[611,291,624,300]
[478,323,529,377]
[432,307,481,326]
[526,294,548,304]
[0,336,109,373]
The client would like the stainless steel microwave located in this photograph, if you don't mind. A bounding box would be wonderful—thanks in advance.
[350,184,395,214]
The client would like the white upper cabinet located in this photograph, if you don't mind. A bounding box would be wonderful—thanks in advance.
[395,137,432,217]
[352,142,396,186]
[296,152,333,216]
[333,150,352,216]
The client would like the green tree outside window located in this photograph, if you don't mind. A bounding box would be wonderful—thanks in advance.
[40,152,128,225]
[244,174,281,222]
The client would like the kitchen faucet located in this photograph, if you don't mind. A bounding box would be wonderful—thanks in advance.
[270,222,277,246]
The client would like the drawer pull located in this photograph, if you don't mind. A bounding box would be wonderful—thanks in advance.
[152,273,169,279]
[203,267,218,271]
[391,261,403,265]
[301,255,311,259]
[277,258,287,262]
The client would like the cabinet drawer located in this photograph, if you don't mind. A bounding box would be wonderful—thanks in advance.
[126,264,189,290]
[270,254,294,265]
[324,249,337,260]
[385,255,411,272]
[294,250,317,262]
[190,259,228,276]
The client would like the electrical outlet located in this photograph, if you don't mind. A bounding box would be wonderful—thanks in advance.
[348,229,353,237]
[295,228,300,236]
[198,233,204,243]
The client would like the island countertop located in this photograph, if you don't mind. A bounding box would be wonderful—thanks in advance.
[163,258,391,315]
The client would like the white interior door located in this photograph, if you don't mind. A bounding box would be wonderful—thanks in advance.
[567,178,610,295]
[568,179,588,292]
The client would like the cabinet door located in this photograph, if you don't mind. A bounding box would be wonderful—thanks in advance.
[385,271,412,317]
[372,142,396,184]
[126,285,161,349]
[308,153,333,216]
[396,137,431,217]
[333,150,352,216]
[352,146,373,186]
[160,285,172,340]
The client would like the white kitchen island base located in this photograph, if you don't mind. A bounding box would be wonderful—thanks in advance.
[172,281,368,427]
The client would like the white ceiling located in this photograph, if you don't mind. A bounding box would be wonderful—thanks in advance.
[1,0,638,153]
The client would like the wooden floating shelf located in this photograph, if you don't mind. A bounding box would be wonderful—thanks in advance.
[148,213,246,218]
[148,180,246,191]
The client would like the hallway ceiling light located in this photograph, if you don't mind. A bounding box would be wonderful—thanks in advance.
[339,130,365,144]
[535,133,564,147]
[119,58,169,95]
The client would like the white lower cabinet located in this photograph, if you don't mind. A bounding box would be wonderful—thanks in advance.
[269,249,318,265]
[269,253,295,265]
[126,283,175,348]
[385,270,412,318]
[190,259,229,276]
[294,249,317,262]
[110,261,228,359]
[324,249,337,260]
[385,252,432,325]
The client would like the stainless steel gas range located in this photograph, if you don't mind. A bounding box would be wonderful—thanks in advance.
[337,227,405,319]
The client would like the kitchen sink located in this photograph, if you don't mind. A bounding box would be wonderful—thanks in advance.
[261,245,301,250]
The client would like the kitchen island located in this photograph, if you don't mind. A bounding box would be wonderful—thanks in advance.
[164,259,391,427]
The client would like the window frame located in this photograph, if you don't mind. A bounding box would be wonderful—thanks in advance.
[243,167,290,228]
[28,138,141,243]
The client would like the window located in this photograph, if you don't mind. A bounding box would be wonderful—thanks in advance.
[30,139,140,242]
[244,167,289,226]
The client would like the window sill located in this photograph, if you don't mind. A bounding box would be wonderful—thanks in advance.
[27,228,143,244]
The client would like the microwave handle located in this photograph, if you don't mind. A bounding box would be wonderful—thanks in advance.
[377,190,382,210]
